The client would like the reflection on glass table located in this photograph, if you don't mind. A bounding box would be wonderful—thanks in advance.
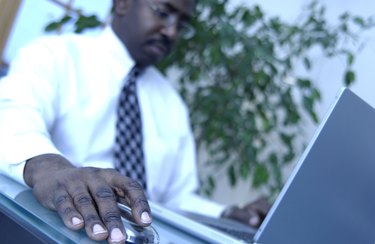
[0,174,246,243]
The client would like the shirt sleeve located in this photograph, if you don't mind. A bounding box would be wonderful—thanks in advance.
[0,38,62,185]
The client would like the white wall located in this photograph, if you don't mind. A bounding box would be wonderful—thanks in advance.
[210,0,375,205]
[4,0,375,205]
[5,0,374,110]
[249,0,375,108]
[3,0,111,63]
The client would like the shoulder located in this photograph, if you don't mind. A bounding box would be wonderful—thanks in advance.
[21,32,83,50]
[18,32,100,58]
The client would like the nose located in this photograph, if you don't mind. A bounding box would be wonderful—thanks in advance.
[160,23,179,43]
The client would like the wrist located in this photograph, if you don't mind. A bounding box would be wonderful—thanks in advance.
[24,153,74,187]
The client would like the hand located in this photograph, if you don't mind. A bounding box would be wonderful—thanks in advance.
[220,197,271,228]
[24,154,151,244]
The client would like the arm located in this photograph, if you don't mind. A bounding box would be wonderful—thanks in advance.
[24,153,152,243]
[0,39,151,243]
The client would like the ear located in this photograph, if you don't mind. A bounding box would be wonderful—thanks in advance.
[113,0,132,16]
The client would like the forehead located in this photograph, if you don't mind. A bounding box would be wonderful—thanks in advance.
[158,0,196,18]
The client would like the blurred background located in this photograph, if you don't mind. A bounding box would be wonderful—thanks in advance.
[1,0,375,206]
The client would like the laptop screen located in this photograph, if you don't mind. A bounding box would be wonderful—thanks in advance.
[255,88,375,244]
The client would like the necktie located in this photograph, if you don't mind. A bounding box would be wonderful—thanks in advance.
[114,66,147,190]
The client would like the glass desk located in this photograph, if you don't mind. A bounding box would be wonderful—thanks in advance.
[0,174,243,243]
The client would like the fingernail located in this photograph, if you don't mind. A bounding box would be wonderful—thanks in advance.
[72,217,82,226]
[110,228,125,242]
[141,212,152,224]
[93,224,107,235]
[249,216,260,226]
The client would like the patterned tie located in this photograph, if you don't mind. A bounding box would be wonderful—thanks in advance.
[114,66,147,190]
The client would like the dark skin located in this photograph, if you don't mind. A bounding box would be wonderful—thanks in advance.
[111,0,195,67]
[24,0,269,243]
[221,197,272,228]
[24,154,149,243]
[24,0,195,243]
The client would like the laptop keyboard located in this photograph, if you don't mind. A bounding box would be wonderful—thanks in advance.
[178,210,257,242]
[205,223,255,242]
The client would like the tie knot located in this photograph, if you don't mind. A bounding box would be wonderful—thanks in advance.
[124,66,142,90]
[130,65,143,79]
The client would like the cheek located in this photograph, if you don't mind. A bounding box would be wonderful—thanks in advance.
[142,21,161,38]
[136,11,161,37]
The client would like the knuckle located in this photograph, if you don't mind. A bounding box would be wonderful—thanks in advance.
[80,167,100,177]
[54,194,70,208]
[102,211,121,224]
[84,214,100,224]
[126,179,143,191]
[95,187,115,200]
[74,193,93,205]
[103,168,119,175]
[85,167,100,173]
[58,206,74,216]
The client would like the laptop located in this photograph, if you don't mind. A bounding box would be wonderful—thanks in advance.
[151,87,375,244]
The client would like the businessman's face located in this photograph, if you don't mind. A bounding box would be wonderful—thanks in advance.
[112,0,195,66]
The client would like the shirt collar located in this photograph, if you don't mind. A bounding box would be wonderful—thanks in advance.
[100,25,135,78]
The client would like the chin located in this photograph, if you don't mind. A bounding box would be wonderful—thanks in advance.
[137,56,164,67]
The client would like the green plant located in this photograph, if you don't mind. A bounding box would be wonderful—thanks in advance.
[44,0,103,33]
[45,0,374,199]
[159,0,374,199]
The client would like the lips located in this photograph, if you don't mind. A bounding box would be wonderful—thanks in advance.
[151,42,168,56]
[146,39,171,58]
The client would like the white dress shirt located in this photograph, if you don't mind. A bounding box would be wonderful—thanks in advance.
[0,27,225,216]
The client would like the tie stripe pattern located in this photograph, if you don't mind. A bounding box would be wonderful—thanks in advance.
[114,66,147,190]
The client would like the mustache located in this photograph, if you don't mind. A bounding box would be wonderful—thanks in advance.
[147,36,172,52]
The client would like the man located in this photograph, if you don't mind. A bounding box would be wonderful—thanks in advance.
[0,0,269,243]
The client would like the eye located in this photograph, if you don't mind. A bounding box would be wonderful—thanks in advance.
[154,8,170,19]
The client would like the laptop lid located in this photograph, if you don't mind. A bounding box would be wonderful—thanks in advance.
[254,88,375,244]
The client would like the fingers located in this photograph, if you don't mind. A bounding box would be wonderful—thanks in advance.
[222,205,260,227]
[243,197,272,227]
[52,187,84,230]
[246,209,261,227]
[103,169,152,227]
[221,205,263,228]
[243,197,271,219]
[32,167,150,243]
[66,183,110,242]
[52,170,129,243]
[88,180,126,243]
